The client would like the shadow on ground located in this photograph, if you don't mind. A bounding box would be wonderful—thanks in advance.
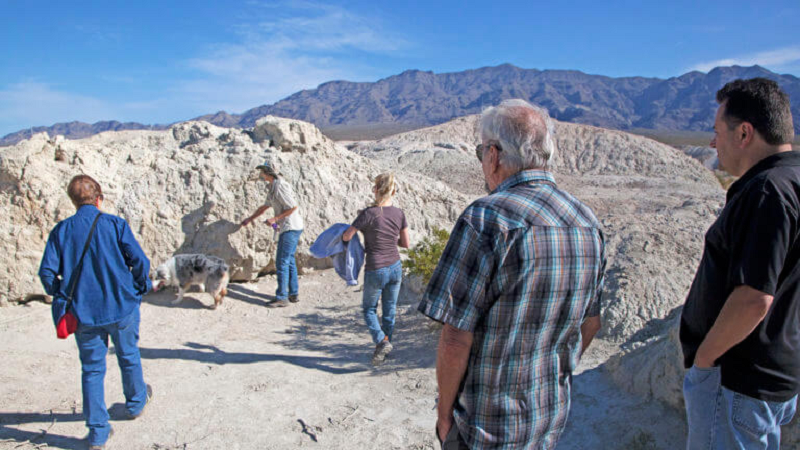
[139,341,365,375]
[225,283,276,307]
[144,290,213,310]
[0,412,84,449]
[276,290,439,373]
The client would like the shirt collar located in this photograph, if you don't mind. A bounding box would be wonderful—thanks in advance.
[76,204,100,216]
[728,151,800,201]
[492,169,556,194]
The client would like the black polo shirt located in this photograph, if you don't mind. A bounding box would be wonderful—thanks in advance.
[680,151,800,402]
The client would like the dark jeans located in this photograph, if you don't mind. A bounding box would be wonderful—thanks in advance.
[75,308,147,446]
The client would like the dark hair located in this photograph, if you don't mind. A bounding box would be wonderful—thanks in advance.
[258,166,280,179]
[67,175,103,207]
[716,78,794,145]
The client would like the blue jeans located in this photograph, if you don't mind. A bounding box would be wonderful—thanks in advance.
[75,308,147,446]
[362,260,403,344]
[276,230,302,300]
[683,365,797,450]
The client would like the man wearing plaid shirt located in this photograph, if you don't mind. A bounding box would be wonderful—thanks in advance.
[418,99,606,449]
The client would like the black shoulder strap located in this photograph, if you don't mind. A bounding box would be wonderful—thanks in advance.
[65,213,102,304]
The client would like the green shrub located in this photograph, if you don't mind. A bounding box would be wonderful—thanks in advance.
[714,170,737,190]
[402,227,450,284]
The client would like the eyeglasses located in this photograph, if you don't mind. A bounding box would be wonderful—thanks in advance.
[475,141,502,162]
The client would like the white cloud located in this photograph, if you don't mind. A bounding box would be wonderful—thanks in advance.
[688,46,800,73]
[178,1,408,114]
[0,2,409,135]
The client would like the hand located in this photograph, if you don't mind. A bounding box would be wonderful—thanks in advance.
[694,344,715,369]
[265,217,277,226]
[437,416,453,442]
[240,218,252,227]
[693,351,715,369]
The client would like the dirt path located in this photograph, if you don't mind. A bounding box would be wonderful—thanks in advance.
[0,269,683,449]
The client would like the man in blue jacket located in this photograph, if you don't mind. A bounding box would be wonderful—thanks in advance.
[39,175,153,449]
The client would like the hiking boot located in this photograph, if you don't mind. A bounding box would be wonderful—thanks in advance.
[289,294,299,303]
[128,384,153,420]
[269,299,290,308]
[371,340,393,366]
[88,427,113,449]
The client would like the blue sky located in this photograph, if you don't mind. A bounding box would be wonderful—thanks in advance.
[1,0,799,136]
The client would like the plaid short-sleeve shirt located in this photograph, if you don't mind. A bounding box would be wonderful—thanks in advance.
[266,178,304,232]
[418,170,606,450]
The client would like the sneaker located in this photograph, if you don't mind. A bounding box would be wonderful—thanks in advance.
[289,294,299,303]
[269,299,290,308]
[371,340,393,366]
[128,384,153,420]
[88,427,113,449]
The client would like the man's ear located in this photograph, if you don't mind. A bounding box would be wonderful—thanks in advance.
[489,146,501,173]
[739,122,755,147]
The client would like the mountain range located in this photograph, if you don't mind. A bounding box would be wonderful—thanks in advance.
[3,64,799,146]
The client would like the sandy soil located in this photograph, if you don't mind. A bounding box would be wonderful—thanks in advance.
[1,269,684,449]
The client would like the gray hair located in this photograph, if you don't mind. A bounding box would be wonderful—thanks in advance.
[478,99,557,171]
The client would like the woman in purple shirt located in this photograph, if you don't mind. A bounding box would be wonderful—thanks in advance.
[343,173,410,365]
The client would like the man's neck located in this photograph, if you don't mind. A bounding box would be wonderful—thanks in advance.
[739,144,793,176]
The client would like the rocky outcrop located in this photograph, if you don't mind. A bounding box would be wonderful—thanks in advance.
[682,145,718,170]
[349,112,800,445]
[349,116,724,343]
[0,116,468,303]
[607,312,800,447]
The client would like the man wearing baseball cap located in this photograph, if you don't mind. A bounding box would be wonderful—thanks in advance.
[241,161,304,307]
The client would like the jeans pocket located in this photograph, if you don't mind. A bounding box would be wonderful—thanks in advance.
[117,309,138,330]
[686,365,719,386]
[731,392,778,435]
[392,264,403,283]
[442,424,461,449]
[435,423,444,446]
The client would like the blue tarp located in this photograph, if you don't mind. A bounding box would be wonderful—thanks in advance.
[310,223,364,286]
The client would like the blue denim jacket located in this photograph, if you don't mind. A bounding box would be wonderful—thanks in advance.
[39,205,152,327]
[310,223,364,286]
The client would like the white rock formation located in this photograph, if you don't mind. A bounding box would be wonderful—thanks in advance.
[681,145,719,170]
[349,115,800,445]
[349,117,724,343]
[0,116,468,303]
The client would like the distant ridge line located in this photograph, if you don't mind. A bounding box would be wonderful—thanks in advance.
[3,64,799,146]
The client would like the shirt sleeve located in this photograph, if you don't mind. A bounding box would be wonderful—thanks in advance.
[584,229,606,318]
[401,210,408,229]
[417,216,496,332]
[38,227,62,296]
[351,209,370,231]
[119,220,152,295]
[275,179,298,210]
[728,183,795,296]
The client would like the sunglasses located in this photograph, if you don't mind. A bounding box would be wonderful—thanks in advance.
[475,141,502,162]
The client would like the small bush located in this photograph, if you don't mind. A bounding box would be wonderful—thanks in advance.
[402,227,450,285]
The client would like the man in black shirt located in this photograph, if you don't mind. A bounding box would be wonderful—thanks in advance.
[681,78,799,449]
